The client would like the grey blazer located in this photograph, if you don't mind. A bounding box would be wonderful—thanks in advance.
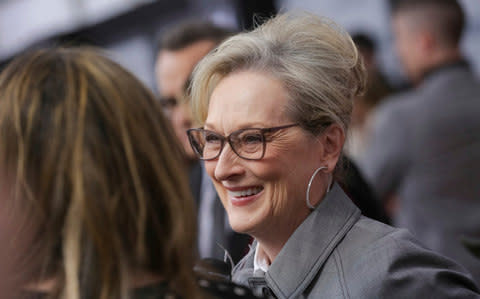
[359,61,480,284]
[232,184,480,299]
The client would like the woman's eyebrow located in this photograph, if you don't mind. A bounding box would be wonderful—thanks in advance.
[203,123,217,130]
[203,122,273,134]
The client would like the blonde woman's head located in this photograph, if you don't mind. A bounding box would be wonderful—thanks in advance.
[186,12,366,245]
[191,12,366,136]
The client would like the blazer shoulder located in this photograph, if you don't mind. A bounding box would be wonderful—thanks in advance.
[335,218,480,298]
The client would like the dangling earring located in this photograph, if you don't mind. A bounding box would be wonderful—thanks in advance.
[306,166,329,210]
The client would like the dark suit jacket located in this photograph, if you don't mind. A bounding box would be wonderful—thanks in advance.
[189,161,251,264]
[338,156,389,224]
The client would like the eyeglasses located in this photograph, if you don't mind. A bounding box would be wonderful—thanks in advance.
[187,124,299,161]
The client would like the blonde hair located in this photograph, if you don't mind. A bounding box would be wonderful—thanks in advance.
[191,12,366,135]
[0,48,200,299]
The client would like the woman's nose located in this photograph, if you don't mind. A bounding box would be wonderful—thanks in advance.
[212,143,244,182]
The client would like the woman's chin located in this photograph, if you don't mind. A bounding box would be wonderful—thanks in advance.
[229,221,253,235]
[227,214,258,235]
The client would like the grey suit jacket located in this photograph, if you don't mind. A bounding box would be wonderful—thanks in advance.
[232,184,479,298]
[360,61,480,284]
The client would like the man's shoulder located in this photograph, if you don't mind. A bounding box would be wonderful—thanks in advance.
[366,90,418,145]
[374,89,418,121]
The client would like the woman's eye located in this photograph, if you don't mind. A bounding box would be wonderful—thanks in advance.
[205,133,221,143]
[242,133,263,144]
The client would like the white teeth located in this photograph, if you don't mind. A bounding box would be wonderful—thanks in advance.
[228,187,263,198]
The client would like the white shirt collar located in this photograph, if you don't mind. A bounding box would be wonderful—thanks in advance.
[253,244,270,273]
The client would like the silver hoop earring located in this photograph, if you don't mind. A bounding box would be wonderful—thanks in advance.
[306,166,328,210]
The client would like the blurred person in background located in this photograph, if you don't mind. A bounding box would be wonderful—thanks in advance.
[360,0,480,284]
[0,47,259,299]
[346,33,392,162]
[330,32,390,224]
[341,33,392,225]
[155,21,250,264]
[187,12,479,298]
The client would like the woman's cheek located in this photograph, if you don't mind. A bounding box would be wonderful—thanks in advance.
[270,180,289,217]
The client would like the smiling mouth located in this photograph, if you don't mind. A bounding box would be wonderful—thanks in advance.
[228,186,264,198]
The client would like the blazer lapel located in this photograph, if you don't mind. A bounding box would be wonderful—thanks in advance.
[265,184,361,299]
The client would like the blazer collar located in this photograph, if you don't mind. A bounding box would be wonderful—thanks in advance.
[264,183,361,299]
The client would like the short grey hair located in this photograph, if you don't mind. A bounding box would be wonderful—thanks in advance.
[190,12,366,136]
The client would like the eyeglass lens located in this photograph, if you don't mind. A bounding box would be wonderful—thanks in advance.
[188,128,265,160]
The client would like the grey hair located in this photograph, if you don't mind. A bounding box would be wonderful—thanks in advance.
[190,12,366,136]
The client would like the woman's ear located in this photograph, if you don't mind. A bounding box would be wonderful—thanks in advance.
[316,124,345,172]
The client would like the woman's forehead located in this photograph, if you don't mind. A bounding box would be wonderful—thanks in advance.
[205,71,290,132]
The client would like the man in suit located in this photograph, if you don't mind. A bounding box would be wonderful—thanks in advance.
[155,20,250,263]
[360,0,480,284]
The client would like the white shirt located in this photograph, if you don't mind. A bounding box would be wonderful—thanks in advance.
[253,244,270,274]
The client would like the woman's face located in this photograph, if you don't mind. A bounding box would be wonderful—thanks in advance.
[204,71,328,238]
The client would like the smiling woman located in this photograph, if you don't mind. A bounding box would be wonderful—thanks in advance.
[201,71,327,246]
[188,12,480,298]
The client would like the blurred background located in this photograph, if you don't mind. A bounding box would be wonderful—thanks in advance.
[0,0,479,92]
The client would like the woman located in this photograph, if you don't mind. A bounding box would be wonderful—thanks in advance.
[0,48,257,299]
[187,13,480,298]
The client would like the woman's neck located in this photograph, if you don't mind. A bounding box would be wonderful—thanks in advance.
[254,210,310,264]
[254,179,332,265]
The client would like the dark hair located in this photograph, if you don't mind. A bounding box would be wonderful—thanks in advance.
[391,0,465,46]
[351,33,376,53]
[159,20,235,52]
